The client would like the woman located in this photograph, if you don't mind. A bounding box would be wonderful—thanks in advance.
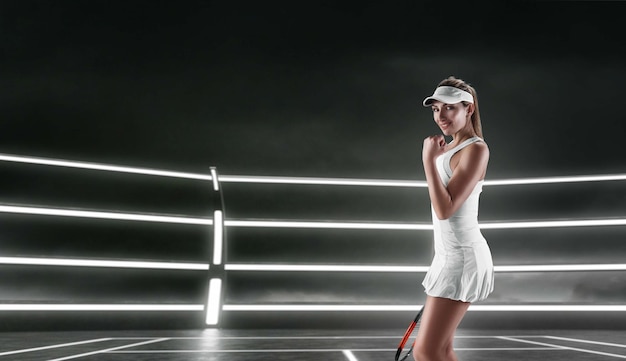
[413,76,494,361]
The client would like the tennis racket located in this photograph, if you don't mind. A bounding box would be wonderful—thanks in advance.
[395,306,424,361]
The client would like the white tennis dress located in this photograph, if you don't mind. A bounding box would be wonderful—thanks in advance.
[421,136,494,303]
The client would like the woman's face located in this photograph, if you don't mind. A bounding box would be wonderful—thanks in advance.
[430,101,471,136]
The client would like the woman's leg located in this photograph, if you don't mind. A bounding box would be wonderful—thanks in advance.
[412,296,470,361]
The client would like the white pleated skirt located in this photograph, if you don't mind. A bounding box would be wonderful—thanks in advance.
[422,242,494,303]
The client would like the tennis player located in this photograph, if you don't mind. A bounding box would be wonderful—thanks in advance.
[414,76,495,361]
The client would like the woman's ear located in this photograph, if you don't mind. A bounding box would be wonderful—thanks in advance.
[466,103,474,117]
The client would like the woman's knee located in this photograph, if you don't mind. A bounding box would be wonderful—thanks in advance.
[412,342,453,361]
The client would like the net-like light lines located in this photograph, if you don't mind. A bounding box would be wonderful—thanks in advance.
[1,153,626,319]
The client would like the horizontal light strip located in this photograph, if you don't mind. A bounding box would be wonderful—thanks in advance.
[2,259,620,272]
[471,305,626,312]
[225,220,432,230]
[219,174,626,187]
[0,257,209,270]
[3,206,624,230]
[223,304,626,312]
[3,207,624,229]
[0,304,204,311]
[480,219,626,229]
[219,175,426,187]
[0,153,212,180]
[225,218,626,230]
[485,174,626,186]
[495,264,626,272]
[225,264,430,272]
[2,153,625,186]
[0,205,212,225]
[225,263,626,272]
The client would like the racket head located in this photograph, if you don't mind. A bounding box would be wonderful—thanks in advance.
[395,307,424,361]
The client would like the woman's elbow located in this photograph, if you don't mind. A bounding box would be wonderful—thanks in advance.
[434,208,453,220]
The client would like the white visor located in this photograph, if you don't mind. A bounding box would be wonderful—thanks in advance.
[422,86,474,107]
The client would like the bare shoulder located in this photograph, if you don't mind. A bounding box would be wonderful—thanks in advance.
[464,139,489,157]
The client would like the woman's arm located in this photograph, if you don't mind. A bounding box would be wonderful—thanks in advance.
[423,137,489,220]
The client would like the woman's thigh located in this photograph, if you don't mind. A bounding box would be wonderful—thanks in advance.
[414,296,470,351]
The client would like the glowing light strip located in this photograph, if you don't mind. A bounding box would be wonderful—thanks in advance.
[495,264,626,272]
[0,153,212,180]
[206,278,222,325]
[223,304,626,312]
[224,220,432,230]
[224,218,626,230]
[210,168,220,191]
[0,205,212,225]
[484,174,626,186]
[2,152,625,186]
[219,175,426,187]
[225,264,430,272]
[213,211,223,265]
[0,257,209,270]
[225,263,626,272]
[3,206,625,229]
[4,259,617,273]
[219,174,626,187]
[480,219,626,229]
[470,305,626,312]
[343,350,359,361]
[0,304,204,311]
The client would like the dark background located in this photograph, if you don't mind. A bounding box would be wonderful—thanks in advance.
[2,0,625,179]
[1,0,625,330]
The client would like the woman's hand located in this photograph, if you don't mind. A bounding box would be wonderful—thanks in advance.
[422,135,446,162]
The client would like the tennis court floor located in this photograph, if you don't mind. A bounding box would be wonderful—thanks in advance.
[0,328,624,360]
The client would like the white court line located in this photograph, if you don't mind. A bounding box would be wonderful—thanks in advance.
[545,336,626,348]
[45,338,169,361]
[135,335,404,340]
[110,348,395,353]
[498,336,626,359]
[109,347,559,353]
[0,338,111,357]
[111,335,535,340]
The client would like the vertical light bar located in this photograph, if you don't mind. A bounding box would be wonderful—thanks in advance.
[210,168,220,191]
[213,210,223,265]
[205,278,222,325]
[206,167,225,327]
[343,350,359,361]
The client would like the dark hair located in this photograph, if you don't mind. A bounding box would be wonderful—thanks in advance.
[437,76,483,138]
